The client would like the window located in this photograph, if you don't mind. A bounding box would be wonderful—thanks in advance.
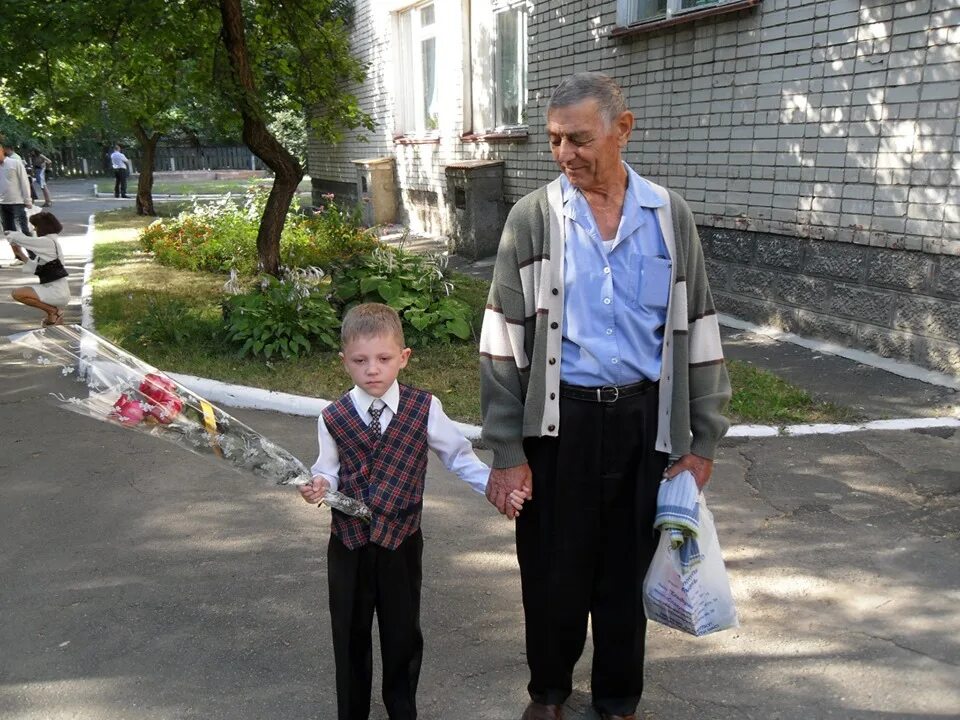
[395,2,439,135]
[469,1,529,134]
[617,0,739,26]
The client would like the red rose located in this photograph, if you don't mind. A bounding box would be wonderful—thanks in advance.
[112,394,145,424]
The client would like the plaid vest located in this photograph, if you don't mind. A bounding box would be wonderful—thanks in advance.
[322,384,432,550]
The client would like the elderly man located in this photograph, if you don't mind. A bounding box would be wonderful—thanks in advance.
[480,73,731,720]
[0,144,34,235]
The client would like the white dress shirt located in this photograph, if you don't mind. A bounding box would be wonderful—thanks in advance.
[110,151,129,170]
[311,380,489,494]
[0,155,32,205]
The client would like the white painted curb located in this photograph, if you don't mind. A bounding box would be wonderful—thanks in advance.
[70,221,957,443]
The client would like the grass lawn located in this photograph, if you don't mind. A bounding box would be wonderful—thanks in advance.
[90,221,858,427]
[150,178,312,196]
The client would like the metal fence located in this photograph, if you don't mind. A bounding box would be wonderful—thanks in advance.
[52,144,266,177]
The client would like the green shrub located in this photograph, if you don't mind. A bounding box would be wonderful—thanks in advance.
[138,196,258,274]
[331,247,474,347]
[223,274,340,360]
[139,192,376,277]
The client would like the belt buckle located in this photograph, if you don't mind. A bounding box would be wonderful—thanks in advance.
[599,385,619,403]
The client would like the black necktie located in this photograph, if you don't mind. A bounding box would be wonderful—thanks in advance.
[368,403,383,437]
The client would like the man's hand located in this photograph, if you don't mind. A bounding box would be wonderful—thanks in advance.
[664,453,714,491]
[299,476,331,504]
[486,463,532,519]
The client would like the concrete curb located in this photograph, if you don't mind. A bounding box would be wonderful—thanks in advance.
[73,222,959,441]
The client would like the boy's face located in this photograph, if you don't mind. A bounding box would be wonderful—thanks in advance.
[339,333,411,398]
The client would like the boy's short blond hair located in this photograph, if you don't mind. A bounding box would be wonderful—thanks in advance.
[341,303,406,347]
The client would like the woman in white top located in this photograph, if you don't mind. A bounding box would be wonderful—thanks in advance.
[3,211,70,326]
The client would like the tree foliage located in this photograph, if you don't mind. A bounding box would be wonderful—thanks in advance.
[1,0,372,273]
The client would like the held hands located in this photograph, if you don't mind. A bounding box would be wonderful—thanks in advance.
[664,453,714,491]
[486,463,533,519]
[299,476,331,505]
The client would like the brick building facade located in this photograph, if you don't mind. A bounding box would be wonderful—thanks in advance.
[308,0,960,373]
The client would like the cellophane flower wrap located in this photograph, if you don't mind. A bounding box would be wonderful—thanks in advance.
[10,324,371,522]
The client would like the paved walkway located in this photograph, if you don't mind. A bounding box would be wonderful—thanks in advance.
[1,178,958,719]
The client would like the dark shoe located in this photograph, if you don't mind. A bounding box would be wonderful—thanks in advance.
[521,702,563,720]
[121,195,130,198]
[599,715,636,720]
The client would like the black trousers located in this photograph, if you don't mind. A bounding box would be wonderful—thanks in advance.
[1,204,30,234]
[328,531,424,720]
[517,385,667,716]
[114,168,128,197]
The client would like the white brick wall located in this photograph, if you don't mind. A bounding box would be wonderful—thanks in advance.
[308,0,960,254]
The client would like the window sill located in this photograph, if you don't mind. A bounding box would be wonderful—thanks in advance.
[393,135,441,145]
[461,129,529,143]
[611,0,761,38]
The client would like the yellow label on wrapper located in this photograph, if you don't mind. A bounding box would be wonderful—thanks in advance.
[200,399,223,458]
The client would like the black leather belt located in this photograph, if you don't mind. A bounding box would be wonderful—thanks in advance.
[559,379,656,403]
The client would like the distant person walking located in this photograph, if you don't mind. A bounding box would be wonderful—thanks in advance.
[30,149,53,207]
[0,143,34,235]
[110,144,130,198]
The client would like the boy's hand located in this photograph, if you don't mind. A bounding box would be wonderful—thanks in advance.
[507,488,528,516]
[299,476,331,504]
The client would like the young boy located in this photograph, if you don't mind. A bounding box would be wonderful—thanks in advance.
[299,302,523,720]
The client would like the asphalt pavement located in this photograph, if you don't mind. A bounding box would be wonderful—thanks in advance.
[1,178,958,719]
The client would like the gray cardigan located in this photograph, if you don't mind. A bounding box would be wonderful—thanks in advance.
[479,176,731,469]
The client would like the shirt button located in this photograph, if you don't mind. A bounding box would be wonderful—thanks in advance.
[611,358,619,364]
[603,298,611,305]
[606,328,613,335]
[549,357,557,365]
[603,266,611,274]
[551,322,559,329]
[548,424,556,432]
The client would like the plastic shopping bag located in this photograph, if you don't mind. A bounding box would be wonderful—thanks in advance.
[642,495,739,636]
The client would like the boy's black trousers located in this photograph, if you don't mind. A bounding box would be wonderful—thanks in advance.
[517,384,667,717]
[328,530,423,720]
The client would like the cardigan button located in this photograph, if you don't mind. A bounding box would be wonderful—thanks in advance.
[549,358,557,365]
[550,392,556,400]
[548,424,556,432]
[551,321,559,329]
[552,288,559,295]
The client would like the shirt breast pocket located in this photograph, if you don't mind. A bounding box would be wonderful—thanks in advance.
[636,255,672,310]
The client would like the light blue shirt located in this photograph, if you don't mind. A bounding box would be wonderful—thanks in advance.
[560,165,672,386]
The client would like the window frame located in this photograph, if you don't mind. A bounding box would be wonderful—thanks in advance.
[615,0,759,33]
[465,0,530,137]
[393,1,441,138]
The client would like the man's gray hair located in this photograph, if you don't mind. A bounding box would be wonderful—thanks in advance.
[547,72,627,126]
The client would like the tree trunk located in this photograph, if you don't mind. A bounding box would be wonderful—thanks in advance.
[218,0,303,277]
[133,123,160,216]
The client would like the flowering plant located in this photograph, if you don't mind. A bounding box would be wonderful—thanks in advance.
[10,324,371,521]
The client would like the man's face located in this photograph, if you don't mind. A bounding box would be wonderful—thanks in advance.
[546,99,633,192]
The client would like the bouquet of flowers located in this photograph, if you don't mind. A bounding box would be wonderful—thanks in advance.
[9,324,371,522]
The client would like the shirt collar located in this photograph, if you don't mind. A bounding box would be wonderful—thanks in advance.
[559,163,665,207]
[351,380,401,416]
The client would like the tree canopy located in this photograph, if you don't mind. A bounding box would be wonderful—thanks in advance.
[1,0,373,273]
